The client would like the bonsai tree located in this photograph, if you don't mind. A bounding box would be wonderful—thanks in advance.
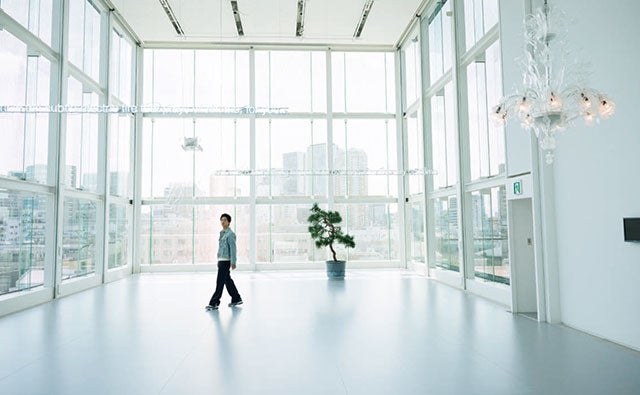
[307,203,356,262]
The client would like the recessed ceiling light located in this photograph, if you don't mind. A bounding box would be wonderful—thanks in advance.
[158,0,184,36]
[354,0,375,38]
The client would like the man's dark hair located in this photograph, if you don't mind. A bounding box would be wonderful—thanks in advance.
[220,213,232,223]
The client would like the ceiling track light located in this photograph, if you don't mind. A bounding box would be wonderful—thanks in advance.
[230,1,244,36]
[158,0,185,36]
[353,0,375,38]
[296,0,306,37]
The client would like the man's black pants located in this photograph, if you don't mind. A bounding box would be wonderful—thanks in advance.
[208,260,241,306]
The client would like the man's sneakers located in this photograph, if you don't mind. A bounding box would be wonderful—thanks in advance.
[205,301,242,310]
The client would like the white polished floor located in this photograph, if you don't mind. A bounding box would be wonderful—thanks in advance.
[1,270,639,395]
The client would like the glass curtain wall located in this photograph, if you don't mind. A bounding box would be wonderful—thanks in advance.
[141,49,251,265]
[422,0,459,276]
[417,0,508,287]
[107,27,134,271]
[460,0,509,285]
[61,0,105,282]
[0,3,55,295]
[141,49,398,266]
[0,0,135,300]
[402,31,426,267]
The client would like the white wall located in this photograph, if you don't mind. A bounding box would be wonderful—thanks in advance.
[551,0,640,350]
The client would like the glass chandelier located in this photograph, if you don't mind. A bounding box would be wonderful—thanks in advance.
[491,1,615,164]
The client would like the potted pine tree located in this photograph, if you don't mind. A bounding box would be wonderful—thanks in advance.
[307,203,356,279]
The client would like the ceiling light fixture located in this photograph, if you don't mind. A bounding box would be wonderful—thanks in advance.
[158,0,184,36]
[353,0,375,38]
[296,0,306,37]
[230,1,244,36]
[491,0,615,164]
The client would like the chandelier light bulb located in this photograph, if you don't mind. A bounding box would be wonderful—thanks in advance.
[548,93,562,110]
[518,97,530,114]
[584,111,594,125]
[521,113,533,129]
[580,92,592,110]
[491,105,507,126]
[598,96,616,119]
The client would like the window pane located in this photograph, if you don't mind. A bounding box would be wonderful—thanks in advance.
[331,52,345,112]
[108,204,129,269]
[0,190,48,295]
[269,119,313,197]
[471,186,509,284]
[406,111,423,195]
[194,50,249,108]
[333,119,396,197]
[194,119,250,197]
[84,2,101,81]
[255,205,271,263]
[140,204,193,264]
[110,31,121,97]
[486,40,505,176]
[428,10,443,82]
[141,119,195,198]
[408,201,426,263]
[444,83,457,186]
[334,203,398,262]
[0,1,28,30]
[403,37,421,108]
[256,204,323,264]
[432,195,459,272]
[483,0,499,33]
[0,31,27,179]
[68,0,84,68]
[427,1,453,85]
[0,32,51,183]
[66,77,99,191]
[385,53,396,113]
[148,50,194,107]
[431,91,446,189]
[345,52,389,113]
[256,119,327,198]
[109,114,132,197]
[464,0,498,50]
[119,38,133,104]
[110,31,133,104]
[307,127,329,198]
[311,52,327,113]
[256,51,317,112]
[276,204,315,263]
[1,0,53,46]
[62,198,97,280]
[68,0,101,81]
[467,43,505,180]
[430,82,457,189]
[467,61,489,179]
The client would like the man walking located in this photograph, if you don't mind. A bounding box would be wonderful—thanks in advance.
[206,213,243,310]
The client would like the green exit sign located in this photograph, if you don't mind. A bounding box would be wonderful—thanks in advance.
[513,180,522,195]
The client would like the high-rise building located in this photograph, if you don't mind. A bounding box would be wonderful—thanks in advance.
[65,165,77,188]
[282,151,305,196]
[345,148,368,197]
[26,164,48,184]
[305,143,343,196]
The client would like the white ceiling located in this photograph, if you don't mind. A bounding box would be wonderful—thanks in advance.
[110,0,423,47]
